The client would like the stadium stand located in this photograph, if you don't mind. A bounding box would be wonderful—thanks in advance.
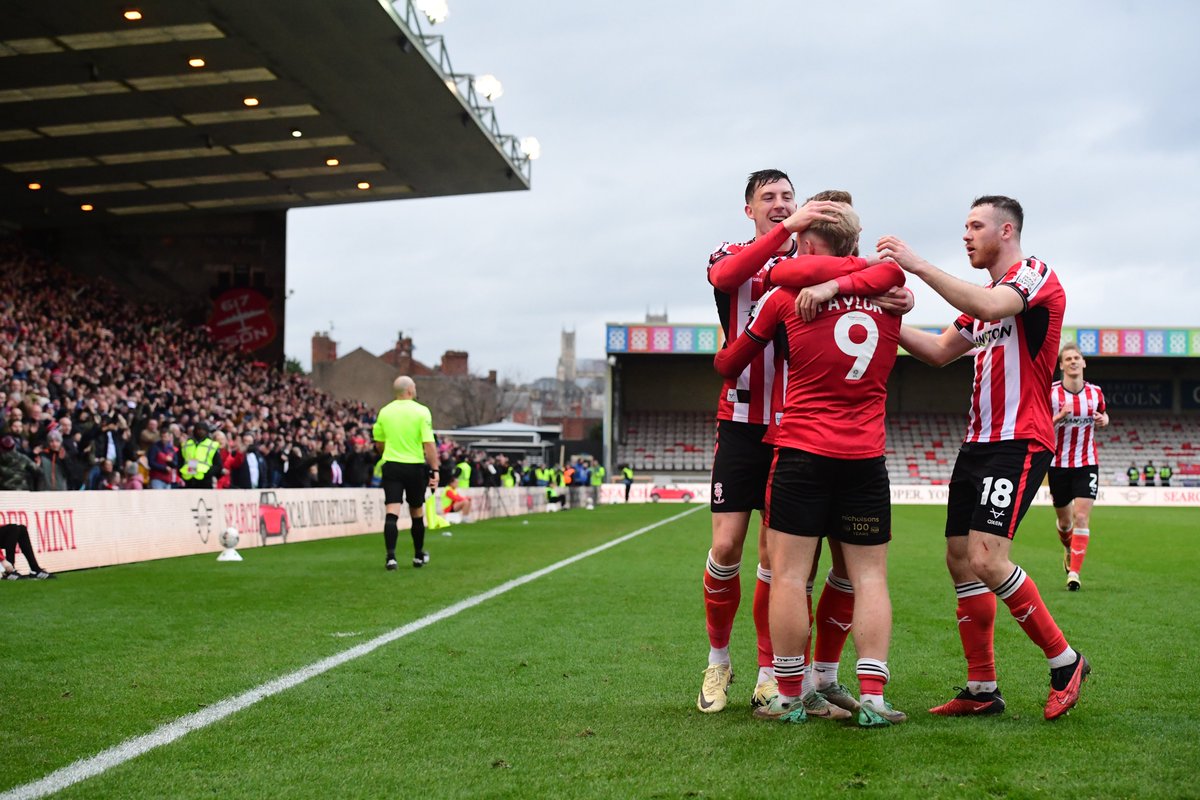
[617,410,714,474]
[612,408,1199,485]
[1,240,376,489]
[885,413,963,485]
[1098,413,1200,485]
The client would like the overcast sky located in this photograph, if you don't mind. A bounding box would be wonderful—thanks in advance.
[285,0,1199,383]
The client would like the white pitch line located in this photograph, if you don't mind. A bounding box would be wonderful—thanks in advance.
[2,505,703,800]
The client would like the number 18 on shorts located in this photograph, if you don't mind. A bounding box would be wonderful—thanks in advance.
[945,440,1052,539]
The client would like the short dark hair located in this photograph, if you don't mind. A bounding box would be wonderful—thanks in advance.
[745,169,793,204]
[972,195,1024,234]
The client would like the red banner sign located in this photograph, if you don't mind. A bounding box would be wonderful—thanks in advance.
[208,288,277,353]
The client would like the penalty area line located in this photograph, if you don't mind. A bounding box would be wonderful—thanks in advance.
[2,505,703,800]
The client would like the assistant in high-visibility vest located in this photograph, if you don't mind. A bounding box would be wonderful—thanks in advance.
[180,422,222,489]
[589,463,605,505]
[621,464,635,503]
[499,457,517,488]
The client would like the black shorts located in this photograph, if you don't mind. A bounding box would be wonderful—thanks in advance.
[381,461,429,507]
[1048,465,1099,508]
[945,440,1051,539]
[710,420,772,512]
[765,447,891,546]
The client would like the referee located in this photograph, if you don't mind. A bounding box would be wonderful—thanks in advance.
[373,376,440,570]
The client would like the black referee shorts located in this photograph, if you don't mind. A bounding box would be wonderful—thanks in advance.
[381,461,430,506]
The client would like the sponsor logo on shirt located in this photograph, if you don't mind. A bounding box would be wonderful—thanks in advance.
[1012,265,1042,295]
[974,324,1013,348]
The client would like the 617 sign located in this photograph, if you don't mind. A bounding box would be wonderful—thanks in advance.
[208,288,277,353]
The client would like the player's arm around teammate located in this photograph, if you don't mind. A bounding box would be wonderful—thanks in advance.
[883,197,1089,720]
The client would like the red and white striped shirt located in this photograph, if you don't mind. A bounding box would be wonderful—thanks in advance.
[1051,380,1106,467]
[708,235,796,425]
[953,257,1064,452]
[708,223,877,425]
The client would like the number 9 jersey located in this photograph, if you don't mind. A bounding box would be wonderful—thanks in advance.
[736,283,901,458]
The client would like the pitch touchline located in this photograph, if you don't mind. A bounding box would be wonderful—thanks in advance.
[2,506,703,800]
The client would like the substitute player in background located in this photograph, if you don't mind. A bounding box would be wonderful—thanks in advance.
[887,195,1090,721]
[716,205,908,726]
[1049,342,1108,591]
[373,376,439,570]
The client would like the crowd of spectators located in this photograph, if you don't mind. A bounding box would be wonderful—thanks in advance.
[0,240,615,496]
[1,240,379,492]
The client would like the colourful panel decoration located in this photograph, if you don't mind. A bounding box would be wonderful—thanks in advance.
[607,326,628,352]
[610,324,1200,358]
[1100,329,1121,355]
[1062,327,1199,357]
[1122,329,1143,355]
[630,327,649,352]
[674,327,695,352]
[1168,330,1189,356]
[1145,330,1165,355]
[606,324,722,355]
[651,326,673,352]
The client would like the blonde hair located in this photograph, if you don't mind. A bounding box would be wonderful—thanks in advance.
[1058,342,1082,365]
[807,203,862,258]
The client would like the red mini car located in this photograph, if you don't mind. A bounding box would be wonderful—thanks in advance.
[258,490,290,545]
[649,485,695,503]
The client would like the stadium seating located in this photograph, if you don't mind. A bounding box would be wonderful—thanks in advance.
[615,409,1200,485]
[885,413,963,485]
[617,410,713,474]
[1093,412,1200,485]
[886,412,1200,485]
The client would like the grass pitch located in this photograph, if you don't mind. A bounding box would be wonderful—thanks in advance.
[2,503,1198,799]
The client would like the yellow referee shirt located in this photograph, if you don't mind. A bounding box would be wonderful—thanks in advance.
[373,398,434,464]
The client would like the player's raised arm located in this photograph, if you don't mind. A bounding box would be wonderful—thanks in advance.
[708,222,792,292]
[766,253,870,288]
[793,263,906,322]
[708,201,844,293]
[897,324,973,368]
[877,235,1023,322]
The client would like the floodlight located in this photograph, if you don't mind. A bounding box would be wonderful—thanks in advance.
[474,74,503,101]
[415,0,449,24]
[520,137,541,160]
